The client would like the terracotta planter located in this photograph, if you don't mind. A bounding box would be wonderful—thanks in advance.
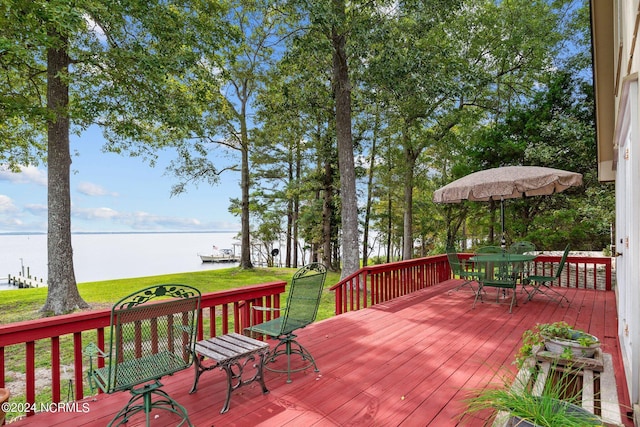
[543,330,600,358]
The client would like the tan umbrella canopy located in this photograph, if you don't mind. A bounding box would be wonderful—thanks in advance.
[433,166,583,245]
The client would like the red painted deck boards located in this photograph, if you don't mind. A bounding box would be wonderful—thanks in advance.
[9,281,632,426]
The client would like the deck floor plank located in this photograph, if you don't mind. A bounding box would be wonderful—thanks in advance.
[8,281,632,427]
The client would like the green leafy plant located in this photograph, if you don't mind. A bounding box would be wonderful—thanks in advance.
[515,322,599,368]
[462,364,603,426]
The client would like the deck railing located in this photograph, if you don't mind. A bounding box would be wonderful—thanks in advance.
[330,255,452,315]
[0,281,286,420]
[331,253,614,315]
[0,253,615,420]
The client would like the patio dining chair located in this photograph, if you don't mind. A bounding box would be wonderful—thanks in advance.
[244,263,327,383]
[523,244,571,305]
[508,241,536,284]
[472,252,519,313]
[508,241,536,255]
[475,245,507,282]
[446,246,482,294]
[475,245,504,254]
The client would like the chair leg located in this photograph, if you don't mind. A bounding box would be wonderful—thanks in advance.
[508,288,517,313]
[448,279,475,294]
[537,284,570,305]
[526,282,569,305]
[108,381,192,427]
[472,284,484,309]
[264,336,319,383]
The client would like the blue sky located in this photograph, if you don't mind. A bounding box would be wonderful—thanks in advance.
[0,126,242,233]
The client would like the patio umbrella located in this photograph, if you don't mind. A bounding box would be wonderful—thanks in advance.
[433,166,583,246]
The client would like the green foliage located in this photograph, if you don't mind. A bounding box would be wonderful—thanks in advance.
[515,321,599,368]
[463,365,603,426]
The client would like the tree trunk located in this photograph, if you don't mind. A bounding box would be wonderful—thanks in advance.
[402,142,417,260]
[362,116,379,267]
[293,146,300,267]
[331,12,359,279]
[239,104,253,269]
[286,154,293,268]
[322,157,333,269]
[386,191,392,263]
[41,33,89,315]
[286,198,293,268]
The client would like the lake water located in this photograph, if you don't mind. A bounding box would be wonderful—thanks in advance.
[0,231,241,288]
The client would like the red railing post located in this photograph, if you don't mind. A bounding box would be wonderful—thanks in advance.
[330,254,613,315]
[0,281,286,420]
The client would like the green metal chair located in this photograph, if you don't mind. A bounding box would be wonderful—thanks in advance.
[508,241,536,284]
[244,263,327,383]
[524,244,571,305]
[475,245,507,282]
[473,251,519,313]
[508,241,536,255]
[446,246,482,294]
[85,284,201,427]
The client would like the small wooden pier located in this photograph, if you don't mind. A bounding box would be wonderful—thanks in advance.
[6,273,45,288]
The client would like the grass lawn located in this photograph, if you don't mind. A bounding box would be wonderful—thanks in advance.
[0,266,341,422]
[0,266,342,324]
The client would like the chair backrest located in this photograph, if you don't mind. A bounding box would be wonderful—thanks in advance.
[508,241,536,254]
[554,245,571,279]
[108,284,201,392]
[475,246,503,254]
[446,247,464,275]
[280,263,327,335]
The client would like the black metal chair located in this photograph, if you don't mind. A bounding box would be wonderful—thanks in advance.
[446,246,482,294]
[524,244,571,305]
[244,263,327,383]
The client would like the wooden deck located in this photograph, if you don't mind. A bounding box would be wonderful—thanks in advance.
[8,280,632,426]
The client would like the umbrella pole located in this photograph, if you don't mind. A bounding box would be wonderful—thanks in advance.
[500,197,506,248]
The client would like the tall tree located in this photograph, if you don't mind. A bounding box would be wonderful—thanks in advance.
[167,0,297,269]
[1,0,231,314]
[365,0,565,259]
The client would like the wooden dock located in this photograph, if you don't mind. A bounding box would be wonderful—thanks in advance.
[7,274,46,288]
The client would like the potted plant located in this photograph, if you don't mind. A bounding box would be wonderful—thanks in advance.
[462,365,603,426]
[516,321,600,368]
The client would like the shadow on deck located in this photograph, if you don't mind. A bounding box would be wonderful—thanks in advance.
[8,280,631,426]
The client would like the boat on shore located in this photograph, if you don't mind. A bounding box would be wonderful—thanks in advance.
[198,247,239,263]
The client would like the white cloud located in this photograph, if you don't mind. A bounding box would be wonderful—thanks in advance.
[0,198,46,231]
[24,203,47,215]
[77,182,119,197]
[71,207,216,231]
[0,195,18,213]
[127,212,203,230]
[73,207,120,220]
[0,165,47,186]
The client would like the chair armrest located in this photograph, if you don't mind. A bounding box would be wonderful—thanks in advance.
[84,342,109,393]
[84,342,108,359]
[174,324,195,334]
[252,306,282,312]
